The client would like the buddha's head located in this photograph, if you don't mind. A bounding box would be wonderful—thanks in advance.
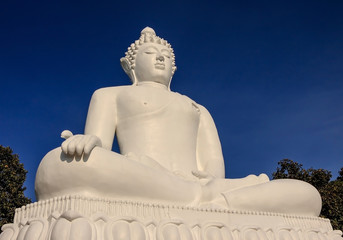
[121,27,177,89]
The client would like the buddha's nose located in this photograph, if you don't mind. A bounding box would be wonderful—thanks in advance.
[156,55,164,62]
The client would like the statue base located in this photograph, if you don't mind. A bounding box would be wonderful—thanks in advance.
[1,195,342,240]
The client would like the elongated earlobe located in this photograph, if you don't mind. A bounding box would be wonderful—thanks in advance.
[120,57,137,85]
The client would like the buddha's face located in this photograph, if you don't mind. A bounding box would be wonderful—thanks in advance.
[134,43,173,86]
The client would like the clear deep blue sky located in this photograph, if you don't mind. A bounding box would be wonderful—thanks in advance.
[1,0,342,201]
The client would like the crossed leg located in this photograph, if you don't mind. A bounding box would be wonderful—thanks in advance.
[35,147,321,216]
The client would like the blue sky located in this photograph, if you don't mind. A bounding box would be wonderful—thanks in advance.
[1,0,342,201]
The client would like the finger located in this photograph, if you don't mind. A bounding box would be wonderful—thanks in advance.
[84,136,98,155]
[61,130,73,140]
[75,135,90,156]
[67,136,82,155]
[192,170,202,178]
[192,170,208,179]
[61,137,74,154]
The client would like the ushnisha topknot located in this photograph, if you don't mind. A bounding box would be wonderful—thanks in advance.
[121,27,177,82]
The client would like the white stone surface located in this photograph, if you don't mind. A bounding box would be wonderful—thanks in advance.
[0,196,342,240]
[1,27,341,240]
[35,27,321,216]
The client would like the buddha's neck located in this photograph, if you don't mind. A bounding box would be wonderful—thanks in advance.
[136,81,168,90]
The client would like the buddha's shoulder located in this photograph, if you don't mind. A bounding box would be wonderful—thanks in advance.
[174,92,195,102]
[116,86,177,99]
[91,86,132,98]
[172,93,211,115]
[91,86,205,107]
[173,92,204,107]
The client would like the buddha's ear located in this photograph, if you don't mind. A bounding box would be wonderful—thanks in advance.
[120,57,136,84]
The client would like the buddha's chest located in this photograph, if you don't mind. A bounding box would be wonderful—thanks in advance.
[116,87,201,122]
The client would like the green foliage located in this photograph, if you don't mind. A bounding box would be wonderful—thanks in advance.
[273,159,343,231]
[337,167,343,181]
[0,146,31,231]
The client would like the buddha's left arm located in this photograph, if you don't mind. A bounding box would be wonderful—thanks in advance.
[196,105,225,178]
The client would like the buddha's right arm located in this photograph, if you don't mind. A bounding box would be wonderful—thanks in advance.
[84,88,117,150]
[61,88,117,156]
[61,132,102,155]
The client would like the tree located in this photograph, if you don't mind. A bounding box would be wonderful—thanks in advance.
[273,159,343,231]
[0,145,31,231]
[337,167,343,181]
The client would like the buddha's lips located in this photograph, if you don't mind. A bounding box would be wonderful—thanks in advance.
[155,63,165,70]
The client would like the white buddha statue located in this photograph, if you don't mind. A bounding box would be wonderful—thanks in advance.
[35,27,322,216]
